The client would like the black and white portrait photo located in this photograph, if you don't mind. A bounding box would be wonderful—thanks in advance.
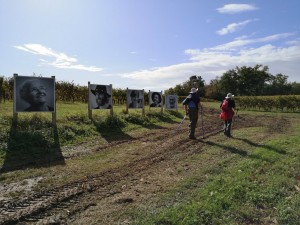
[149,92,162,107]
[127,89,144,109]
[14,76,55,112]
[165,95,178,109]
[89,84,112,109]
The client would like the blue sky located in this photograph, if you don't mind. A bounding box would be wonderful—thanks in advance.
[1,0,300,91]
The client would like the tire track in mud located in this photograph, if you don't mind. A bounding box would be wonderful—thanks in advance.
[0,126,201,224]
[0,112,283,224]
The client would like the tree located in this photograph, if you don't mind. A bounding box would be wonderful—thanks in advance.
[236,65,270,96]
[219,69,239,97]
[205,77,223,100]
[264,73,291,95]
[291,82,300,95]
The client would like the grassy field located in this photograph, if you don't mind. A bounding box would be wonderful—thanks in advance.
[0,101,299,224]
[131,118,300,224]
[0,101,184,169]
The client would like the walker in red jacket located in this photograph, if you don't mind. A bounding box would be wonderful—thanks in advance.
[220,93,235,137]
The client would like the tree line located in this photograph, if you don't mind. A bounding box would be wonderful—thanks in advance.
[165,64,300,100]
[1,64,300,104]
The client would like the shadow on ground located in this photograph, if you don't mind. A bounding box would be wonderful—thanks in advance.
[0,117,65,173]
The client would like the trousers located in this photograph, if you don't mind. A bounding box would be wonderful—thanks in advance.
[188,108,198,137]
[224,119,232,136]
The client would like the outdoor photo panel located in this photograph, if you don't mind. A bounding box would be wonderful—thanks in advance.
[165,94,178,109]
[89,84,113,110]
[149,91,163,108]
[127,89,144,109]
[14,76,55,112]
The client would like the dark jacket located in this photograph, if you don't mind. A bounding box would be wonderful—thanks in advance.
[182,93,200,109]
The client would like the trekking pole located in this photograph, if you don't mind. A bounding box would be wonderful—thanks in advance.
[173,114,187,134]
[200,107,205,138]
[231,109,239,134]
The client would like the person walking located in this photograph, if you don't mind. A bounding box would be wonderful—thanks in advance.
[220,93,236,137]
[182,88,201,139]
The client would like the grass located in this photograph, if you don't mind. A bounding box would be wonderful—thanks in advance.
[0,101,184,172]
[1,101,299,224]
[128,118,300,224]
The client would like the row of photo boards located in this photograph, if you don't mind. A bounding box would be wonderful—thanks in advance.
[13,75,178,113]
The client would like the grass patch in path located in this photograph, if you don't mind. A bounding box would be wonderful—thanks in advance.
[131,117,300,225]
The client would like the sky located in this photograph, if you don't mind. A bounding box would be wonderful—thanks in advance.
[1,0,300,91]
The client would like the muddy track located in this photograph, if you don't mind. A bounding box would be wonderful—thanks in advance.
[0,111,286,225]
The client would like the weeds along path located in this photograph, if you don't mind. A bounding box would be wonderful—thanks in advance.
[0,110,289,225]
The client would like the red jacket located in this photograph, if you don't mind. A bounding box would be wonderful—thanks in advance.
[220,99,234,120]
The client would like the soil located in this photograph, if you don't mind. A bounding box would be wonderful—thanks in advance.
[0,108,289,225]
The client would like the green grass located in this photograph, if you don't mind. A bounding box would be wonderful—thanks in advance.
[0,101,185,171]
[129,119,300,224]
[1,101,299,224]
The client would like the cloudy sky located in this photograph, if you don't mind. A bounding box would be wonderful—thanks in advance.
[1,0,300,91]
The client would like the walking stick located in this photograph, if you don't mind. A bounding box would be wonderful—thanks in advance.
[173,114,187,134]
[231,109,238,134]
[200,107,205,138]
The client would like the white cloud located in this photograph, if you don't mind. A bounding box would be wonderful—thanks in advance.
[117,33,300,88]
[217,4,258,14]
[211,33,294,51]
[217,19,258,35]
[14,44,103,72]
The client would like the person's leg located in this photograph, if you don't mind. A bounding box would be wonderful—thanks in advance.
[189,109,198,138]
[224,120,228,135]
[226,119,232,136]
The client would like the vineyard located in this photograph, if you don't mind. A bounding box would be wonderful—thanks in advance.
[236,95,300,112]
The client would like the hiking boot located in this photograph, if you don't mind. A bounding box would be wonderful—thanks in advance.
[189,136,196,139]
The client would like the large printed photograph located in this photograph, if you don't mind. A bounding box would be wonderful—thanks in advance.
[165,95,178,109]
[14,76,55,112]
[149,92,162,107]
[89,84,113,109]
[127,89,144,109]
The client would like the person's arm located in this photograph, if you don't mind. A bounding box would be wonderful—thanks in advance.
[184,104,188,115]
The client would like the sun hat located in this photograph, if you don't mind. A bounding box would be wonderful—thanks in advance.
[91,85,111,97]
[189,88,198,94]
[225,93,234,99]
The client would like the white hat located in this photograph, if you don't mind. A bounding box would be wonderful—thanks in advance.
[189,88,198,94]
[225,93,234,99]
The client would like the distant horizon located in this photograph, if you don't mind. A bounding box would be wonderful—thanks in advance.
[1,0,300,90]
[7,64,300,91]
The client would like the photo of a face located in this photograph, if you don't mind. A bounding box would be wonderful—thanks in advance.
[149,92,162,107]
[89,84,112,109]
[14,76,55,112]
[166,95,177,109]
[127,89,144,109]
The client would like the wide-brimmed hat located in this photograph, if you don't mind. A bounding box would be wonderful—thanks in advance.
[91,85,111,97]
[189,88,198,94]
[225,93,234,99]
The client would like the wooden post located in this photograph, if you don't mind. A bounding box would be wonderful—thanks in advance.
[51,76,57,128]
[148,90,151,111]
[88,82,92,119]
[160,90,163,114]
[142,89,145,116]
[126,88,129,114]
[176,95,178,112]
[110,84,113,116]
[13,74,19,125]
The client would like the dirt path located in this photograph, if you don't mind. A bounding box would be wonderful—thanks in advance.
[0,110,289,224]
